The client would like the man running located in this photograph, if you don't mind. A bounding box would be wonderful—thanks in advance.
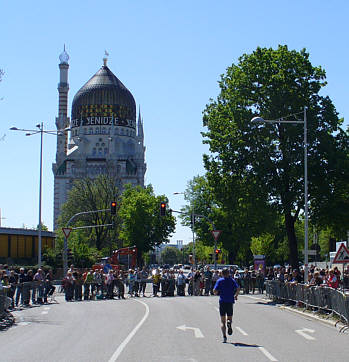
[214,268,240,343]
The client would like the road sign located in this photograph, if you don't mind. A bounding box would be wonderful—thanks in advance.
[211,230,222,241]
[333,243,349,263]
[62,227,72,239]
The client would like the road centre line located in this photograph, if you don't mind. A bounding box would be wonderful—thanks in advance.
[258,347,278,361]
[235,326,248,336]
[108,299,149,362]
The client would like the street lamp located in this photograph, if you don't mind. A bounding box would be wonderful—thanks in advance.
[10,123,69,267]
[173,192,196,267]
[251,107,308,282]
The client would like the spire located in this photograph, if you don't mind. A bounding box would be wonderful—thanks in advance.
[103,50,109,66]
[137,106,144,140]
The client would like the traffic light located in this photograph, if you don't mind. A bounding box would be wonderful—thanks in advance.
[111,201,117,215]
[160,202,166,216]
[215,249,220,261]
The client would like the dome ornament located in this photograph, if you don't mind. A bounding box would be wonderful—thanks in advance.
[103,50,109,66]
[59,44,69,64]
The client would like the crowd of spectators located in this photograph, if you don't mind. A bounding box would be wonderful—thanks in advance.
[59,264,266,302]
[0,264,55,309]
[264,264,347,289]
[2,262,349,312]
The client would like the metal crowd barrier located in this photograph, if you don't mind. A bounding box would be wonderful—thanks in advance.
[0,287,11,318]
[266,280,349,323]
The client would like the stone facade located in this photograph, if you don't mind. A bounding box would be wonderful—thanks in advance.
[53,50,146,229]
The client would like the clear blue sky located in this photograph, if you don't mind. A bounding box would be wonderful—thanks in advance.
[0,0,348,244]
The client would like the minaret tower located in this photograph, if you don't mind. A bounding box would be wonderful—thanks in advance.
[53,46,70,230]
[56,45,70,159]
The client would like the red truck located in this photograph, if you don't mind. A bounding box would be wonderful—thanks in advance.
[92,246,138,272]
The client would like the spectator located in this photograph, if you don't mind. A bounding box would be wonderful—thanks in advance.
[151,268,161,297]
[176,270,186,296]
[15,268,27,307]
[139,267,148,297]
[44,269,56,303]
[327,269,339,289]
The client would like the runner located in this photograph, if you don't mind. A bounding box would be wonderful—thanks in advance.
[213,268,240,343]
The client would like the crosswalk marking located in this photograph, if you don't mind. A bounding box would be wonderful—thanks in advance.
[258,347,278,361]
[236,326,248,336]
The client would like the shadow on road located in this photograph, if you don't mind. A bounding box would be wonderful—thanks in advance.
[231,342,260,348]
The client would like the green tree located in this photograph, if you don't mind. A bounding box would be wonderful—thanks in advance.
[118,184,176,264]
[161,246,182,265]
[58,174,121,251]
[202,45,349,269]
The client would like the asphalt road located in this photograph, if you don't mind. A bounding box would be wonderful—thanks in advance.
[1,291,348,362]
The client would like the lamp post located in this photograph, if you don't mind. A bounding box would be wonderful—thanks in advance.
[251,107,308,281]
[173,192,196,268]
[10,123,68,267]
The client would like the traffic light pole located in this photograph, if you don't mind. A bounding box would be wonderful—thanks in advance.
[170,209,215,269]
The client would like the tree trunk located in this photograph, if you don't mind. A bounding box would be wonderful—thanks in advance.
[285,212,299,270]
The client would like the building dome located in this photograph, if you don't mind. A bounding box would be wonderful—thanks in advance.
[71,64,136,129]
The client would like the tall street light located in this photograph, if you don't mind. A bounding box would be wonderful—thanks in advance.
[10,123,68,267]
[173,192,196,267]
[251,107,308,282]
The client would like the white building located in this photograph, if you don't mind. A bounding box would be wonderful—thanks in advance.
[53,48,146,229]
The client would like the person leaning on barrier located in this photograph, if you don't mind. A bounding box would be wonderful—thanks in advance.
[8,270,17,308]
[44,269,55,303]
[176,270,186,296]
[84,269,94,300]
[139,266,148,297]
[327,269,339,289]
[34,269,45,304]
[15,268,27,307]
[152,268,161,297]
[63,272,74,301]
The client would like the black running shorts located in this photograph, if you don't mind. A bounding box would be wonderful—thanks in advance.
[219,301,234,317]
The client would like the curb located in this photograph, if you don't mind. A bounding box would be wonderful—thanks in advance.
[278,304,346,329]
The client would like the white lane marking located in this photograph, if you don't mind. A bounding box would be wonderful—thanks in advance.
[214,307,219,312]
[176,325,204,338]
[258,347,278,361]
[108,299,149,362]
[43,307,50,310]
[41,311,48,315]
[295,328,316,340]
[236,326,248,336]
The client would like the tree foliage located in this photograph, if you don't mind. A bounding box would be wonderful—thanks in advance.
[202,45,349,268]
[58,174,121,251]
[161,246,182,265]
[118,184,176,261]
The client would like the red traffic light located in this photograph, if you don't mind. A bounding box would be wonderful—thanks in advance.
[215,249,220,254]
[160,202,166,216]
[111,201,117,215]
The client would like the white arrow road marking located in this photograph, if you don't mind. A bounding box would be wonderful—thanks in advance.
[41,311,48,315]
[258,347,278,361]
[236,327,248,336]
[177,325,204,338]
[295,328,316,340]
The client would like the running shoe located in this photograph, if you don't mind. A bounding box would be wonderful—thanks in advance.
[227,320,233,335]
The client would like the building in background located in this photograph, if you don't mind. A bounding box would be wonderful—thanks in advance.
[53,48,146,229]
[0,227,55,264]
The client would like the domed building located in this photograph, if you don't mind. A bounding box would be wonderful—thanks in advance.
[53,49,146,229]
